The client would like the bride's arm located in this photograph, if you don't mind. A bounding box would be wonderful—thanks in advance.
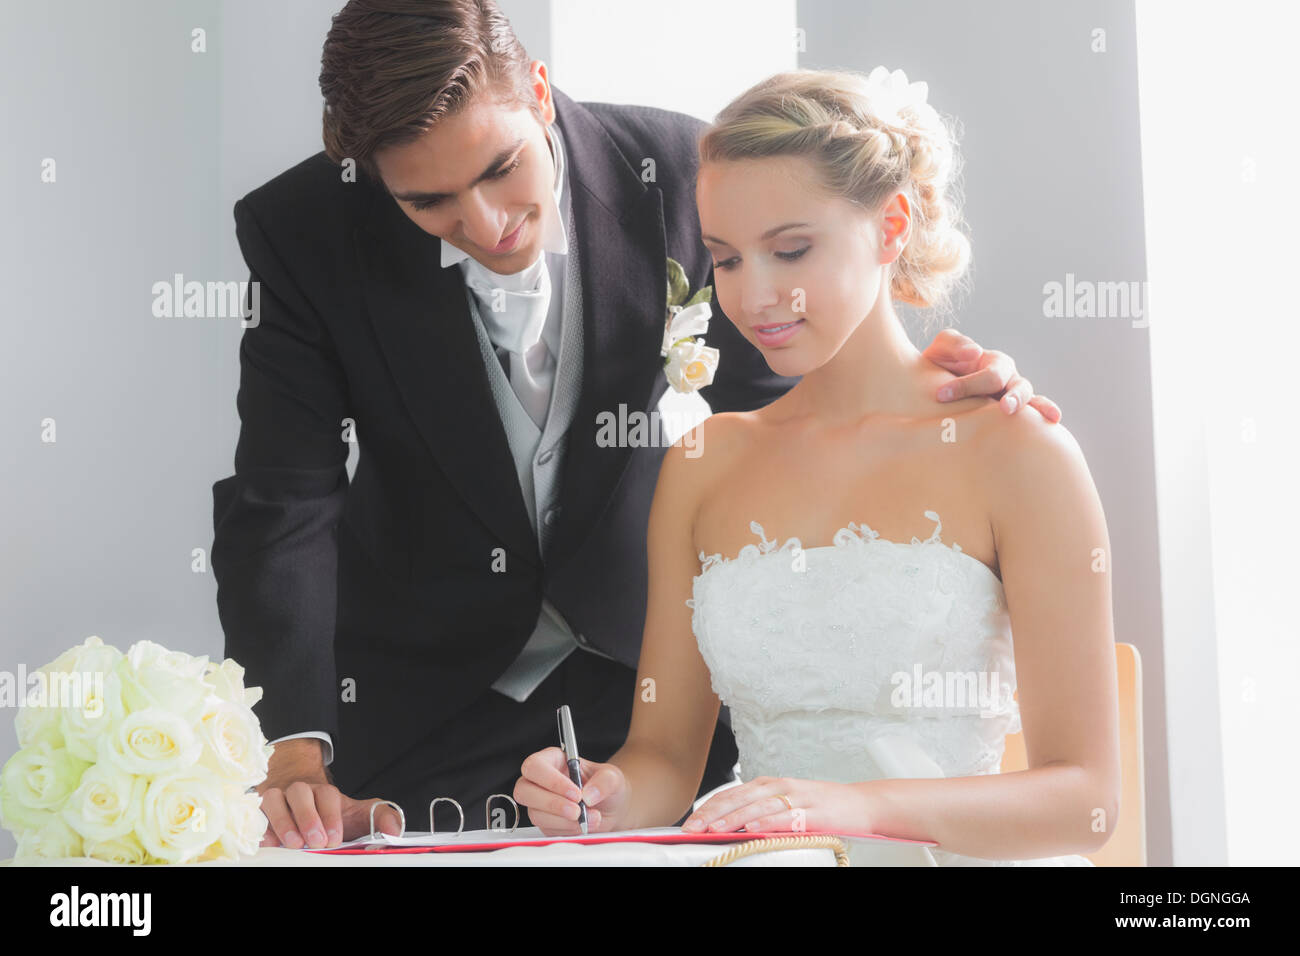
[863,410,1123,859]
[602,426,727,830]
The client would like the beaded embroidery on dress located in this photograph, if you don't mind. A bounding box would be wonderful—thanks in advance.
[688,510,1093,867]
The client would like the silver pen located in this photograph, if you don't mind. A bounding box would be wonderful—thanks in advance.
[555,704,588,834]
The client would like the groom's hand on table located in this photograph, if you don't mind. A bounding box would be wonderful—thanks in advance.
[515,747,628,835]
[922,328,1062,423]
[256,738,403,849]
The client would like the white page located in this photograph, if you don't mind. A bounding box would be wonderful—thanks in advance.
[326,825,688,851]
[320,824,926,852]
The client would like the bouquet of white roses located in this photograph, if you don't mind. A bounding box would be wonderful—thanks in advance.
[0,636,271,864]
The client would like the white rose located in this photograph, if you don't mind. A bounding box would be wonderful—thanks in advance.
[197,699,270,787]
[203,658,263,710]
[61,761,146,843]
[664,339,720,393]
[63,635,122,677]
[36,637,95,679]
[84,830,152,865]
[117,641,211,722]
[196,787,266,862]
[12,636,114,750]
[14,694,64,750]
[14,813,83,863]
[0,742,91,832]
[98,707,202,776]
[137,768,228,864]
[1,794,56,835]
[60,662,126,762]
[226,789,268,859]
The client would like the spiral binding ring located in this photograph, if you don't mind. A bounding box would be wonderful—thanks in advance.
[485,793,520,833]
[430,796,465,835]
[368,800,406,841]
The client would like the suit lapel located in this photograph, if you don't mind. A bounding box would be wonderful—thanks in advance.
[355,185,540,567]
[546,90,667,572]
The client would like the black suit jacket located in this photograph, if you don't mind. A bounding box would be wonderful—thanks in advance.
[211,87,799,794]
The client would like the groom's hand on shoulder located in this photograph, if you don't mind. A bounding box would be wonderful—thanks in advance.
[256,739,403,848]
[922,328,1063,423]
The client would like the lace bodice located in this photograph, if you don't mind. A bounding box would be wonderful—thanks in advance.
[688,511,1090,867]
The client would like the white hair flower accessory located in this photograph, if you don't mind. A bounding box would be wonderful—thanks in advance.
[864,66,929,127]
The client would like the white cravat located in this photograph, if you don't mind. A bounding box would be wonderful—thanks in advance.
[462,259,554,429]
[444,126,569,430]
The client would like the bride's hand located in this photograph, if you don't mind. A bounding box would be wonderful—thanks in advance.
[680,776,873,835]
[514,746,628,835]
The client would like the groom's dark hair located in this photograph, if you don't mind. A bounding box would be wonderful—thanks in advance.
[319,0,538,184]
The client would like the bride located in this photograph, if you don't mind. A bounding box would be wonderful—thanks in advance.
[514,67,1121,865]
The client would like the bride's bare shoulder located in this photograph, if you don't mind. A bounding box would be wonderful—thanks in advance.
[962,398,1081,455]
[959,400,1094,506]
[655,409,760,501]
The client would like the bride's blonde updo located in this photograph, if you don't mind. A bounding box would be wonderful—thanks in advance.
[698,68,972,317]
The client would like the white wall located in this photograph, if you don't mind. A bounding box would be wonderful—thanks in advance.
[1136,0,1300,866]
[1,0,229,862]
[549,0,798,120]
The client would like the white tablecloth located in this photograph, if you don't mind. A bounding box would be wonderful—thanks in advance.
[3,829,937,866]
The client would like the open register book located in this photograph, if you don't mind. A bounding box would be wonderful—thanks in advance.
[311,825,938,856]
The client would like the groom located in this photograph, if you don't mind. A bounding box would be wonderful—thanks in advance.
[211,0,1059,847]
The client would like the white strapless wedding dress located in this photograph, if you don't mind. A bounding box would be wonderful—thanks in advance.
[688,511,1092,867]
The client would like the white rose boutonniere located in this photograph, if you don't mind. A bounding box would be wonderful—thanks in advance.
[661,257,720,394]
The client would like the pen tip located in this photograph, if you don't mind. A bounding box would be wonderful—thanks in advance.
[581,821,588,835]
